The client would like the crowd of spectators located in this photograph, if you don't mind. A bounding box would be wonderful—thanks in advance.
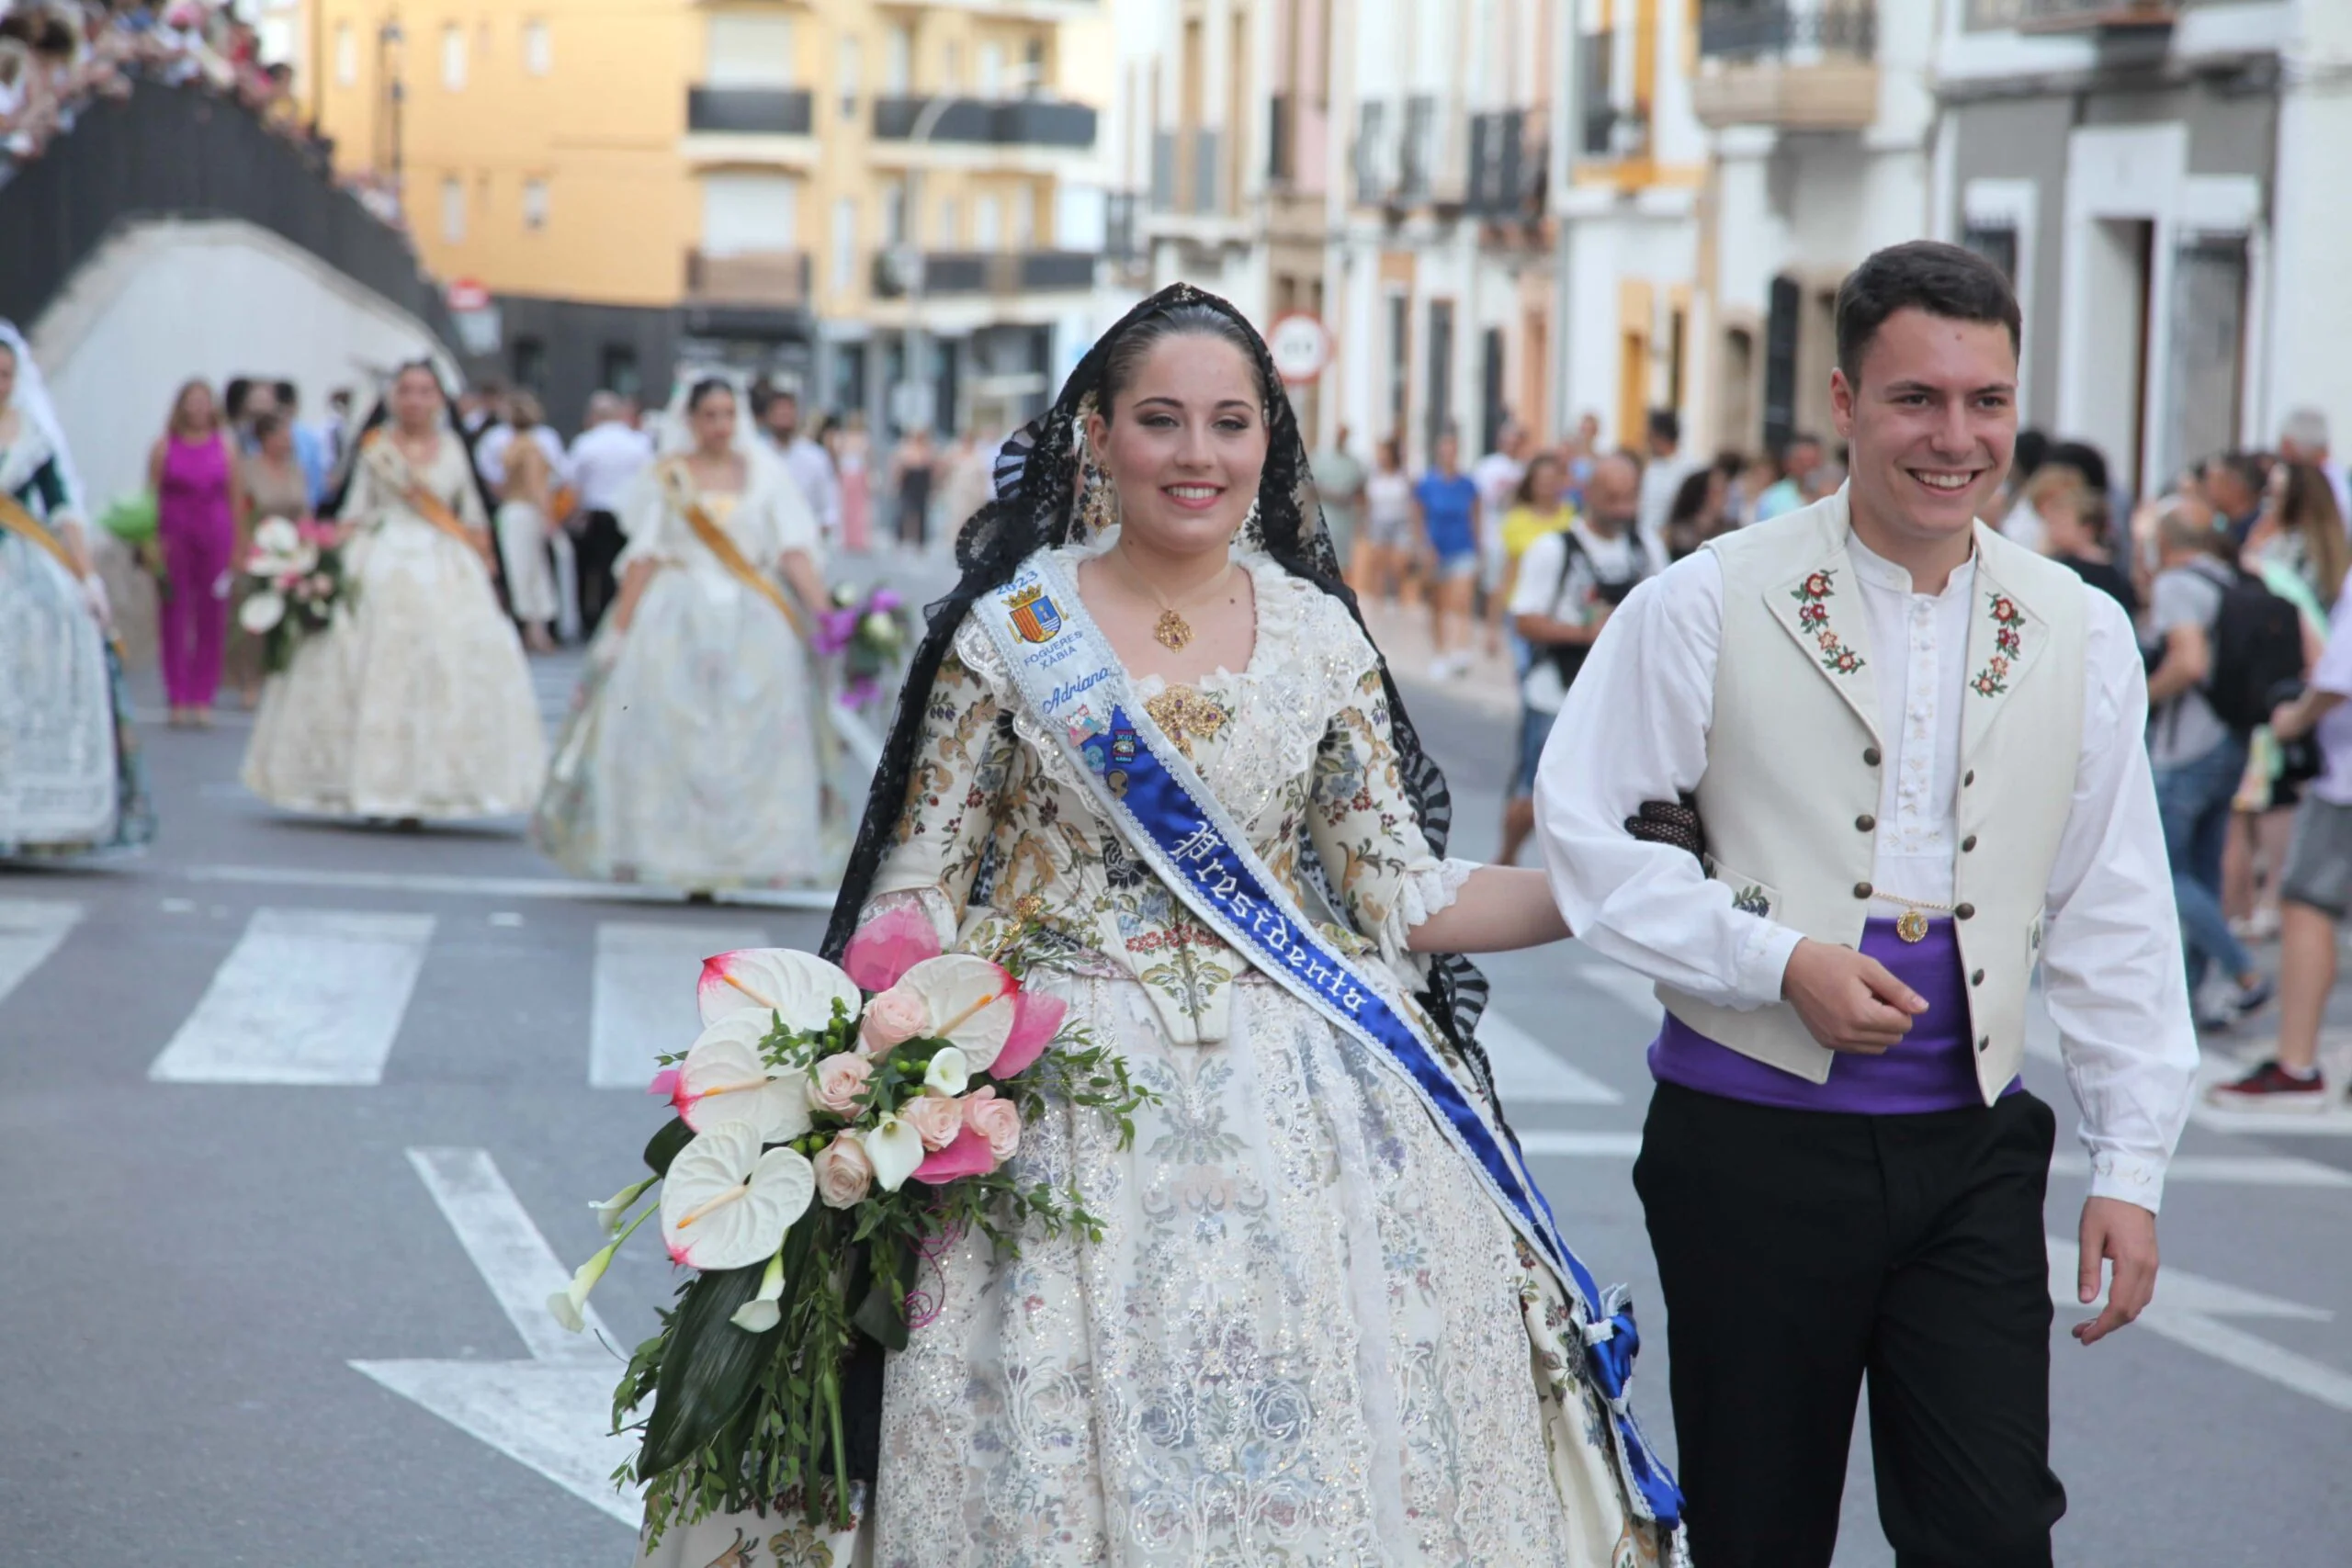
[0,0,306,171]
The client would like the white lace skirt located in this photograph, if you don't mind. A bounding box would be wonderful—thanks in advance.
[0,536,117,846]
[241,517,546,818]
[633,970,1663,1568]
[533,565,837,889]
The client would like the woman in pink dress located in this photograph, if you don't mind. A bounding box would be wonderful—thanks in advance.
[146,379,243,728]
[827,409,872,553]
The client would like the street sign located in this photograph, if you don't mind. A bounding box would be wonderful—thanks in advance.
[1267,311,1333,386]
[447,277,492,312]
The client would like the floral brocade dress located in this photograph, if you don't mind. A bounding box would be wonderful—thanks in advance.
[637,547,1668,1567]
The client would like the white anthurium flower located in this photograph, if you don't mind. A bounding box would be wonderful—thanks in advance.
[862,1115,926,1193]
[897,954,1018,1073]
[252,517,302,558]
[923,1044,971,1099]
[729,1249,788,1333]
[238,591,286,635]
[673,1011,813,1144]
[660,1121,817,1272]
[697,947,863,1034]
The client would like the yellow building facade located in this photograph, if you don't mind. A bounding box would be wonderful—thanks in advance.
[307,0,1108,429]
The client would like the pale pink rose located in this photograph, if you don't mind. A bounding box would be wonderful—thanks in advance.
[904,1090,966,1152]
[812,1134,875,1209]
[808,1051,874,1117]
[858,986,930,1055]
[961,1085,1023,1163]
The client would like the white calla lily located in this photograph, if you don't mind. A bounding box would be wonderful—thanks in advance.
[697,947,864,1033]
[660,1121,818,1272]
[547,1202,655,1332]
[588,1174,658,1235]
[861,1115,926,1193]
[729,1249,788,1333]
[923,1045,970,1098]
[673,1012,813,1143]
[238,591,286,635]
[897,954,1017,1073]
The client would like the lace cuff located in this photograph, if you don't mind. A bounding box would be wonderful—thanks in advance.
[1376,855,1482,975]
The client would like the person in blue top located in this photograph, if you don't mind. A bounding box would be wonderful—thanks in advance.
[1414,426,1482,679]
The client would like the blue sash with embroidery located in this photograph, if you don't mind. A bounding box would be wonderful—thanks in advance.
[976,549,1681,1528]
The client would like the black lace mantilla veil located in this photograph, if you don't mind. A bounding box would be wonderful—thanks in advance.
[818,281,1503,1100]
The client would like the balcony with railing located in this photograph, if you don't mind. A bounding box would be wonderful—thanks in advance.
[1691,2,1879,131]
[1467,109,1546,220]
[684,250,813,310]
[1964,0,2177,30]
[1397,96,1437,204]
[870,96,1097,152]
[1351,100,1392,206]
[869,248,1096,299]
[686,86,814,137]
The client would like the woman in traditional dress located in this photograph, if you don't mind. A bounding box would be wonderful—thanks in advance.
[0,328,154,856]
[242,362,545,823]
[495,390,562,653]
[535,377,845,890]
[636,286,1684,1566]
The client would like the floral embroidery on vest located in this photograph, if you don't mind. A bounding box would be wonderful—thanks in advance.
[1972,592,2024,696]
[1792,569,1865,675]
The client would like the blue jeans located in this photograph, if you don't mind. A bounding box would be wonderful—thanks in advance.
[2154,735,2255,994]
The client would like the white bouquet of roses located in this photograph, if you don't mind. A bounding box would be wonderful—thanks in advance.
[237,517,350,673]
[550,907,1149,1544]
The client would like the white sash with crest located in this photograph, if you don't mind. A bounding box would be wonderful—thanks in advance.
[974,547,1682,1528]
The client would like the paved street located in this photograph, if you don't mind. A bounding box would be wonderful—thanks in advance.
[3,598,2347,1566]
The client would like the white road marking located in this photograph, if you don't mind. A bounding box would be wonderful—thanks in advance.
[0,897,81,1010]
[1480,1010,1625,1105]
[403,1147,608,1361]
[592,920,765,1089]
[1516,1130,1645,1157]
[148,908,435,1085]
[2048,1237,2352,1416]
[350,1146,639,1528]
[183,862,839,910]
[2025,992,2352,1136]
[1567,954,1667,1021]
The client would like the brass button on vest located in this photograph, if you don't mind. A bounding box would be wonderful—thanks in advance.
[1977,1035,1991,1053]
[1972,969,1985,987]
[1856,814,1876,831]
[1964,770,1976,786]
[1863,747,1883,767]
[1853,881,1873,899]
[1954,903,1976,919]
[1962,834,1978,852]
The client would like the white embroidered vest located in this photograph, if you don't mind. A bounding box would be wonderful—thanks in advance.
[1657,491,2088,1100]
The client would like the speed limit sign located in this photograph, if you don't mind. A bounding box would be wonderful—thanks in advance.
[1267,312,1334,386]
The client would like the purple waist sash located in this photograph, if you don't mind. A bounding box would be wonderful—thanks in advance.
[1649,918,2021,1114]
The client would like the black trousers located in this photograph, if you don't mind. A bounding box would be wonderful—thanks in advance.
[573,509,628,636]
[1634,1081,2066,1568]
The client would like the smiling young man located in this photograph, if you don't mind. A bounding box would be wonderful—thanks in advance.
[1533,242,2199,1567]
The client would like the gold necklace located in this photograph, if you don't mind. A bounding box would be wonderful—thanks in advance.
[1876,892,1957,943]
[1110,552,1236,651]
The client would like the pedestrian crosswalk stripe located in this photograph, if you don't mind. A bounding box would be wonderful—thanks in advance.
[0,897,81,1010]
[405,1146,609,1359]
[590,920,765,1089]
[1514,1132,2351,1189]
[1481,1010,1626,1106]
[182,863,839,910]
[148,908,435,1085]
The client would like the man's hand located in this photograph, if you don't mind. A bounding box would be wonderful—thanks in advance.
[1781,938,1927,1054]
[2074,1196,2159,1347]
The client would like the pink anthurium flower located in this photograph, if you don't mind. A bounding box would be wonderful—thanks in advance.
[911,1124,1001,1186]
[991,989,1068,1080]
[647,1068,681,1100]
[842,902,944,993]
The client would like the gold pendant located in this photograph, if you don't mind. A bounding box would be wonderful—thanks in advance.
[1895,908,1929,943]
[1153,609,1193,651]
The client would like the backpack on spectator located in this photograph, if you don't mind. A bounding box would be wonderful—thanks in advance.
[1543,529,1648,692]
[2205,570,2306,736]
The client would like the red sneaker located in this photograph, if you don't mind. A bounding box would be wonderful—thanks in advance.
[2205,1060,2329,1111]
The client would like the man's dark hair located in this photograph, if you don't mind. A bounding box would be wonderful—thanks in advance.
[1646,408,1680,446]
[1835,240,2021,380]
[2048,438,2109,497]
[274,379,300,412]
[2013,428,2050,484]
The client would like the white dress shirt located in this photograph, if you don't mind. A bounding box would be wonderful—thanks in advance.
[1534,532,2199,1210]
[776,434,842,536]
[476,423,569,491]
[566,421,656,514]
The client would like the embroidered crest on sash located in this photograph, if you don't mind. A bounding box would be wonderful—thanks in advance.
[1007,582,1064,643]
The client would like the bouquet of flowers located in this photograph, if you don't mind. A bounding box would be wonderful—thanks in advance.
[811,584,912,713]
[236,516,349,672]
[550,908,1150,1546]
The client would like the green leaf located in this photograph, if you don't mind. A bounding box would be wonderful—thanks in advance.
[850,1236,916,1351]
[642,1116,695,1177]
[636,1261,773,1476]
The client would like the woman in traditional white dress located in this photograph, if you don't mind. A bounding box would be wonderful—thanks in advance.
[242,362,546,822]
[0,325,155,857]
[633,287,1685,1566]
[534,376,846,890]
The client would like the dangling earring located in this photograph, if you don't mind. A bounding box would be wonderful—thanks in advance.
[1080,460,1120,536]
